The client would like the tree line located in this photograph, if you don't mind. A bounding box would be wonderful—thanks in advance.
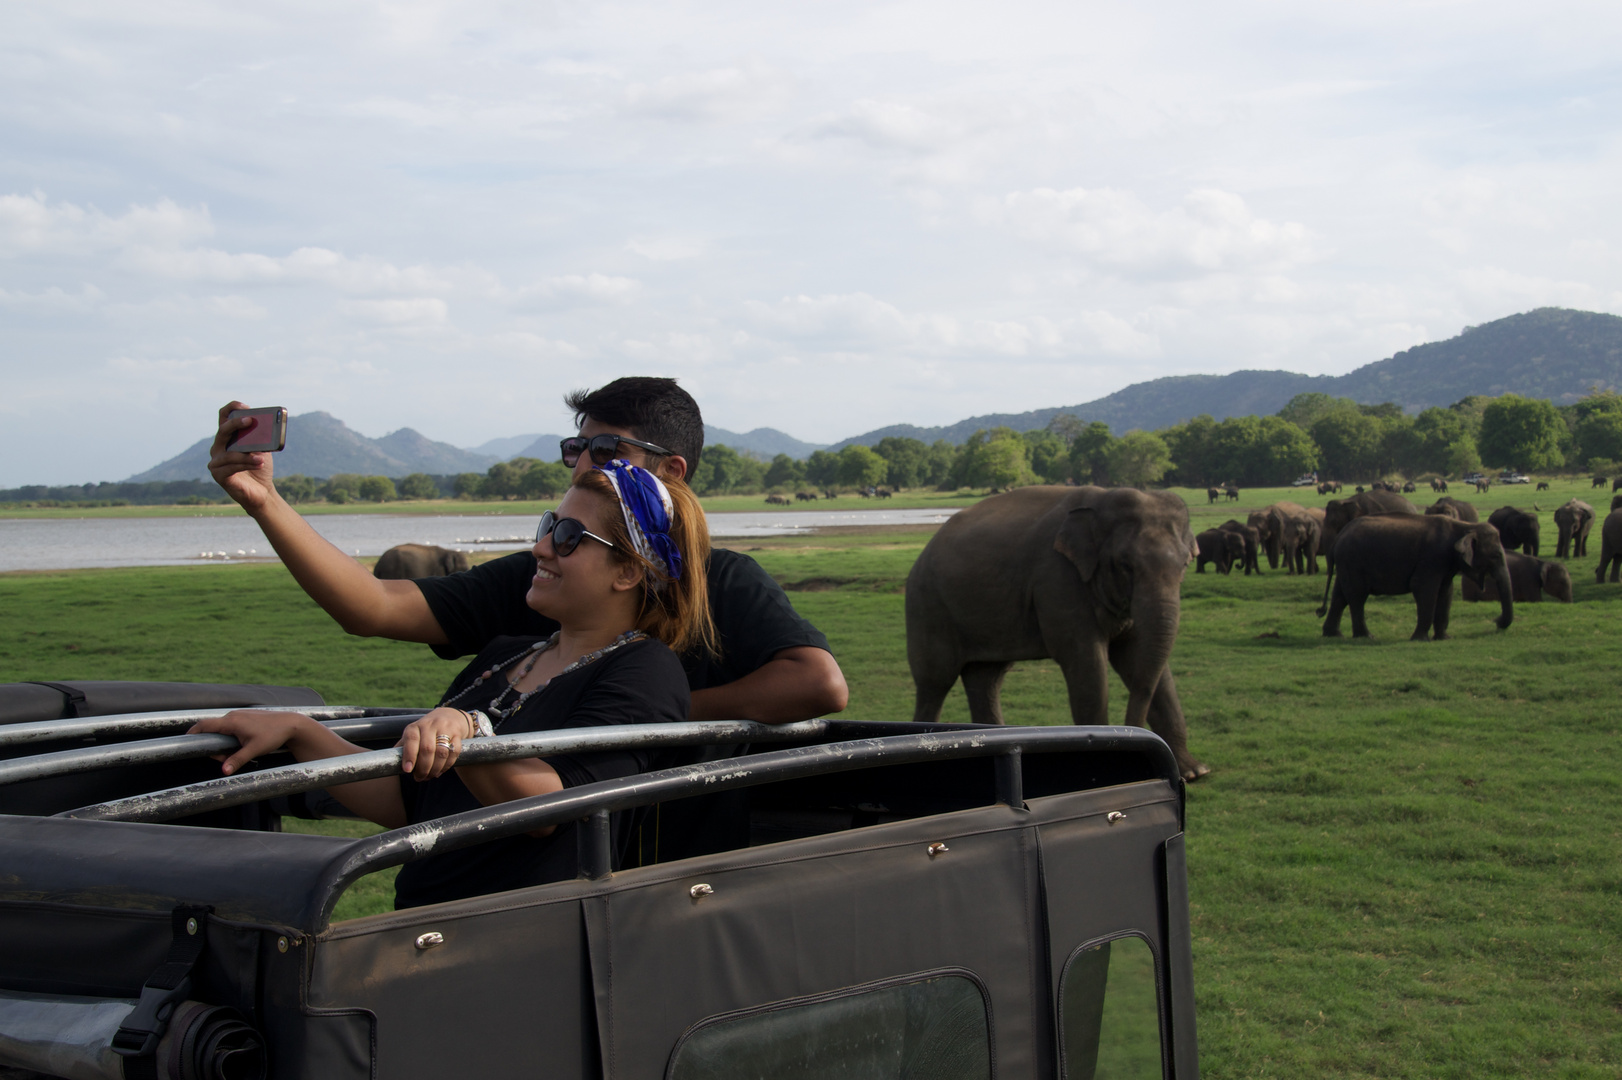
[692,387,1622,495]
[11,388,1618,507]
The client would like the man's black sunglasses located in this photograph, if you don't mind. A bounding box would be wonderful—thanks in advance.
[559,433,673,468]
[535,510,617,557]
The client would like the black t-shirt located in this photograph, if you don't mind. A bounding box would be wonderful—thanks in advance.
[391,634,688,910]
[416,547,831,688]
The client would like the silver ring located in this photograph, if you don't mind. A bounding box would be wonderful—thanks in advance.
[434,735,452,749]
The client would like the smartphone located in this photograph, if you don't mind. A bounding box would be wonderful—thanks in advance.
[226,407,288,453]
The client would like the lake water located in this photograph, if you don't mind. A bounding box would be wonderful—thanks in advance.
[0,508,960,572]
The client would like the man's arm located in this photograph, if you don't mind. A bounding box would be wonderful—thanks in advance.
[209,401,448,643]
[688,646,848,724]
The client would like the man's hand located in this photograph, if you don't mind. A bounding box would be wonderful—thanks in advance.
[209,400,278,514]
[689,646,849,724]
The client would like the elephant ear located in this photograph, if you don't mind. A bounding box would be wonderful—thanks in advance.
[1055,507,1103,581]
[1539,561,1557,588]
[1454,532,1477,567]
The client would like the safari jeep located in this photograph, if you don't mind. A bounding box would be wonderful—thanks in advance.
[0,681,1198,1080]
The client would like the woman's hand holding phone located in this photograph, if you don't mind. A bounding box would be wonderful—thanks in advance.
[209,400,281,513]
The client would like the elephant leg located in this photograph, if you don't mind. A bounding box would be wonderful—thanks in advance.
[1348,588,1372,638]
[1138,670,1209,782]
[1432,578,1455,640]
[1322,585,1348,637]
[1409,575,1441,640]
[907,632,961,724]
[1052,642,1112,727]
[960,662,1012,725]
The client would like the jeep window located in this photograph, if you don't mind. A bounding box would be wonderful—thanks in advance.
[667,971,992,1080]
[1059,934,1163,1080]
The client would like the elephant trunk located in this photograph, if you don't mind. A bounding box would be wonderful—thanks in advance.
[1121,589,1181,728]
[1492,562,1514,630]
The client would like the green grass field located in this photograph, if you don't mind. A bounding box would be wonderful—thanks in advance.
[2,495,1618,1077]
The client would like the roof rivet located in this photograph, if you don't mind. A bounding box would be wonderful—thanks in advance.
[927,842,949,857]
[415,932,445,950]
[186,918,199,936]
[1107,811,1126,824]
[276,936,288,953]
[689,883,714,899]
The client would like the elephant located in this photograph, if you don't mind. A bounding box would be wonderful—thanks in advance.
[1317,514,1514,640]
[1613,476,1622,493]
[1249,502,1318,574]
[1462,551,1573,604]
[1195,527,1246,574]
[1224,485,1240,501]
[1207,487,1221,504]
[905,484,1209,781]
[1218,518,1262,574]
[1536,481,1550,492]
[1487,506,1540,556]
[1429,477,1448,492]
[1595,510,1622,582]
[1594,476,1610,489]
[1553,499,1595,559]
[374,543,470,580]
[1612,493,1622,513]
[1424,496,1479,522]
[1402,481,1417,493]
[764,494,790,505]
[1320,490,1420,560]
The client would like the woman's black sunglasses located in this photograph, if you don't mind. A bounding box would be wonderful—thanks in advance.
[559,433,673,468]
[535,511,617,556]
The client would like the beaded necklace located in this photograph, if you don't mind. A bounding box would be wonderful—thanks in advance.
[441,629,647,724]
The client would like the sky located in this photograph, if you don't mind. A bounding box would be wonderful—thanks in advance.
[4,1,1622,486]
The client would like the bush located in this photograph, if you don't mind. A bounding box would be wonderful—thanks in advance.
[399,473,440,500]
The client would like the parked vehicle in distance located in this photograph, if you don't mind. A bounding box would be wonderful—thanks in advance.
[1291,473,1317,486]
[1498,472,1531,485]
[1459,472,1485,486]
[0,681,1200,1080]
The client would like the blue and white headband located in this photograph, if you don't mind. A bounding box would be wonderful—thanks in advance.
[596,459,683,584]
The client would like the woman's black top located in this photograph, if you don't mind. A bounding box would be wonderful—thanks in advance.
[392,634,689,910]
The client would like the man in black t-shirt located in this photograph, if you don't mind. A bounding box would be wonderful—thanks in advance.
[208,377,848,724]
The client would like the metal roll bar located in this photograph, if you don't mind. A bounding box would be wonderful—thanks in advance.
[0,715,428,788]
[61,720,831,824]
[293,725,1176,930]
[0,707,422,751]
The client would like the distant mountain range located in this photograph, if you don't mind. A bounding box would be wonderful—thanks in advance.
[128,412,504,483]
[830,307,1622,448]
[123,307,1622,481]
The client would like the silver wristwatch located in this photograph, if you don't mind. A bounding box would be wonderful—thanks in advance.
[466,709,496,738]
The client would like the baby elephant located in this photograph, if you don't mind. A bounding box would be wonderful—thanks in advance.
[1462,551,1573,603]
[1195,528,1245,574]
[374,543,471,579]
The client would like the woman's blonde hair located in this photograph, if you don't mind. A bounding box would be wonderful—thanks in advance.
[573,468,715,657]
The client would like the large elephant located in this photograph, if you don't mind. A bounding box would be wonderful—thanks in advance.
[374,543,471,580]
[1424,496,1479,522]
[1553,499,1595,558]
[1249,501,1319,574]
[1462,551,1573,603]
[1195,527,1245,574]
[1218,518,1262,574]
[905,485,1209,781]
[1487,506,1540,556]
[1612,494,1622,513]
[1596,510,1622,582]
[1318,514,1513,640]
[1319,490,1421,558]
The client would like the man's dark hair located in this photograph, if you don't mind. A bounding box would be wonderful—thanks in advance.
[565,377,705,471]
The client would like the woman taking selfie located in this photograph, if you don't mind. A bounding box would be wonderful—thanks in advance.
[190,461,713,909]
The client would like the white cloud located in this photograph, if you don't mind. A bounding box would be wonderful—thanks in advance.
[990,187,1319,277]
[745,292,1094,358]
[511,273,639,306]
[0,193,213,257]
[624,62,793,122]
[337,297,449,325]
[626,236,704,262]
